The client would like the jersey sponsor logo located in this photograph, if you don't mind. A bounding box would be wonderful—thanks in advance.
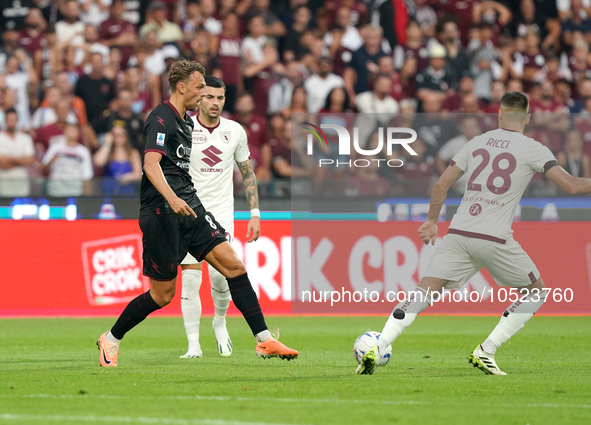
[157,133,165,146]
[469,203,483,216]
[220,131,231,143]
[81,235,150,306]
[202,145,223,167]
[193,133,208,144]
[176,144,191,158]
[156,116,165,127]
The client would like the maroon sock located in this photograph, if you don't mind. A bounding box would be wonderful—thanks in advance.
[226,273,267,335]
[110,291,161,340]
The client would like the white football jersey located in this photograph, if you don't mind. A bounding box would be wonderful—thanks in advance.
[189,115,250,224]
[449,128,556,240]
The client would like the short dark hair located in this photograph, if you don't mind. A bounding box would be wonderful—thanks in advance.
[168,58,207,93]
[500,92,529,113]
[205,76,226,91]
[4,107,17,116]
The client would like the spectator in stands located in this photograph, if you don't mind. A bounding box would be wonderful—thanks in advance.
[123,65,153,115]
[33,25,57,86]
[55,0,85,46]
[285,84,308,118]
[572,77,591,112]
[442,74,485,113]
[189,29,220,77]
[530,80,569,153]
[75,52,116,135]
[0,88,26,131]
[42,122,93,197]
[198,0,223,36]
[344,24,386,103]
[282,5,311,62]
[435,20,470,87]
[268,60,303,115]
[0,28,20,73]
[93,125,142,194]
[414,0,437,39]
[269,120,310,179]
[484,80,506,113]
[4,50,38,129]
[31,85,65,130]
[532,52,569,84]
[96,88,144,150]
[323,6,363,53]
[415,44,453,112]
[356,73,399,145]
[19,8,47,57]
[414,91,459,156]
[268,113,285,141]
[232,93,270,180]
[79,0,111,27]
[0,108,35,197]
[469,23,497,101]
[393,20,428,73]
[244,0,287,38]
[557,129,591,179]
[243,38,281,116]
[507,78,524,93]
[216,13,243,113]
[435,116,481,195]
[35,99,77,154]
[139,2,183,45]
[375,56,405,102]
[50,72,90,132]
[304,57,345,113]
[472,1,512,43]
[397,137,436,196]
[98,0,138,69]
[512,0,560,50]
[516,29,546,88]
[561,0,591,48]
[565,39,591,87]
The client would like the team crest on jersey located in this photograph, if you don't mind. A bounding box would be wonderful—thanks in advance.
[157,133,165,146]
[220,131,231,144]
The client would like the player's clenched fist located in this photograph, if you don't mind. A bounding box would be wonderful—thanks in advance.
[418,221,438,245]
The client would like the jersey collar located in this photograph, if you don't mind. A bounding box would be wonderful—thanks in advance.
[164,100,186,120]
[196,114,221,134]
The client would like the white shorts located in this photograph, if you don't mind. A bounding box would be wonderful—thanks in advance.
[182,220,234,265]
[424,233,540,289]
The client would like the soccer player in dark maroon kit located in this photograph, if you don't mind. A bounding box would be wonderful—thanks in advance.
[97,59,298,367]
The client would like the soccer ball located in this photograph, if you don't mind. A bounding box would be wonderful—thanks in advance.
[353,331,392,366]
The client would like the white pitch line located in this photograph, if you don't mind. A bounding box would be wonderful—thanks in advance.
[0,413,308,425]
[0,394,590,410]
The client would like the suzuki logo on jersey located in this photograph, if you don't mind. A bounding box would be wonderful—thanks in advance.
[202,145,223,167]
[301,120,418,169]
[220,131,231,143]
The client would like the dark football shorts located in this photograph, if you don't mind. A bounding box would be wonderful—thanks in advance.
[140,204,227,281]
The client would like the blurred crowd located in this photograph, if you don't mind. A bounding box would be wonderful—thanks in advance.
[0,0,591,198]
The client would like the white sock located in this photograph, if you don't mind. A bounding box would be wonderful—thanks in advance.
[181,269,202,345]
[106,331,121,345]
[210,266,230,323]
[378,288,432,353]
[481,289,547,355]
[255,330,272,343]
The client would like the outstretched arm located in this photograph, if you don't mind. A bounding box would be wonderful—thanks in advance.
[546,165,591,195]
[418,164,465,245]
[237,158,260,242]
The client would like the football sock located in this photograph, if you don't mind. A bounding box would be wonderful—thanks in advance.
[210,266,231,321]
[226,273,268,336]
[110,291,161,340]
[181,269,202,344]
[105,331,121,345]
[481,289,547,355]
[255,330,272,343]
[378,288,432,353]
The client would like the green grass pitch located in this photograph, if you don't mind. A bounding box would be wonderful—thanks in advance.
[1,315,590,425]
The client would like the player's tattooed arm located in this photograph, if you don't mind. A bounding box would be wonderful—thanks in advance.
[238,159,259,210]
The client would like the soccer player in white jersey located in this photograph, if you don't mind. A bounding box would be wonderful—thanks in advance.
[179,76,261,358]
[357,91,591,375]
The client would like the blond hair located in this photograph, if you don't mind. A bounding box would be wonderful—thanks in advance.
[168,58,207,93]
